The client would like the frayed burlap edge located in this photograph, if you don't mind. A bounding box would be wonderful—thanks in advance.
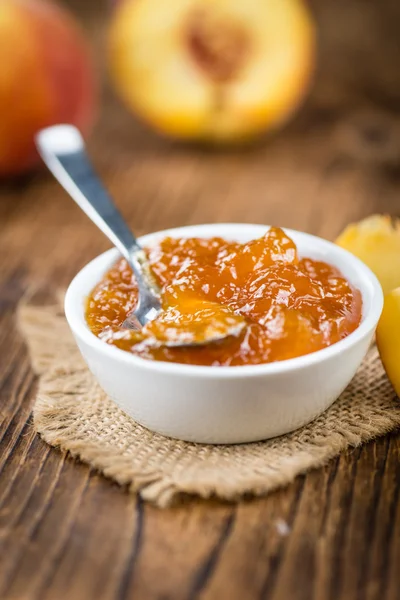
[18,301,400,507]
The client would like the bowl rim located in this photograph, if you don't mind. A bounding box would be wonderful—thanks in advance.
[65,222,384,379]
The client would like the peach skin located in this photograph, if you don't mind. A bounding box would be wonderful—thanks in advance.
[0,0,96,176]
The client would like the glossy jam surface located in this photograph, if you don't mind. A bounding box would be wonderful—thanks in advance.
[86,228,362,366]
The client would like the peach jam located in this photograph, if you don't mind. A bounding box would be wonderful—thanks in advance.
[86,227,362,366]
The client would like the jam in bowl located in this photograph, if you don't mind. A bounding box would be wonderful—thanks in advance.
[86,226,363,366]
[65,224,383,444]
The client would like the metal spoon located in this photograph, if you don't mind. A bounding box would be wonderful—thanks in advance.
[35,125,245,346]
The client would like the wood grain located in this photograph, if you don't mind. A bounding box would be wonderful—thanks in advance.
[0,0,400,598]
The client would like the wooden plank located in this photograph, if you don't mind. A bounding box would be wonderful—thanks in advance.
[0,0,400,598]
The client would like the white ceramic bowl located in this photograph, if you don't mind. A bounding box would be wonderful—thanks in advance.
[65,224,383,444]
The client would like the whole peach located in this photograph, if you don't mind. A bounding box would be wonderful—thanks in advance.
[0,0,96,176]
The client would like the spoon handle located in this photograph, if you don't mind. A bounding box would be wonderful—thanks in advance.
[35,125,160,297]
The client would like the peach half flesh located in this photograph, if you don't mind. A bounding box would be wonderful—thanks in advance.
[336,215,400,296]
[109,0,316,142]
[336,215,400,395]
[376,288,400,397]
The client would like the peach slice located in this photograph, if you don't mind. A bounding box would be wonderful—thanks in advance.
[109,0,315,142]
[336,215,400,295]
[376,288,400,396]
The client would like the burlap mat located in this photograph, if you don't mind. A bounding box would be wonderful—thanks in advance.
[19,301,400,508]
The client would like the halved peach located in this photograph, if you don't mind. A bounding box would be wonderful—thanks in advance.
[109,0,315,142]
[376,288,400,396]
[336,215,400,295]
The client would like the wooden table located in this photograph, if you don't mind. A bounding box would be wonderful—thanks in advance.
[1,1,400,598]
